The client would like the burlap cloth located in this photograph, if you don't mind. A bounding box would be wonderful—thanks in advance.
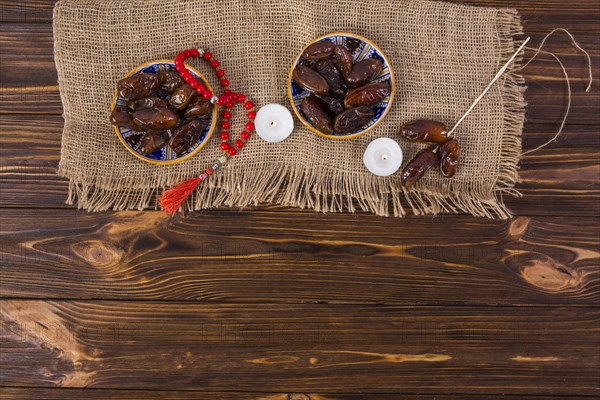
[54,0,526,218]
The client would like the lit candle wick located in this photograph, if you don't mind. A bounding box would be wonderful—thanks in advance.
[363,138,403,176]
[254,104,294,143]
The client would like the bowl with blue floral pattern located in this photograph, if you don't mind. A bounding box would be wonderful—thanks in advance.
[288,32,395,139]
[111,60,217,165]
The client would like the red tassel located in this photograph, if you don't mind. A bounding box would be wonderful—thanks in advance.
[159,176,201,215]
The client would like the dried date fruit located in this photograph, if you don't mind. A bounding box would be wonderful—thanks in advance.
[127,96,168,111]
[438,138,460,178]
[169,119,206,156]
[345,58,383,87]
[343,82,391,108]
[313,59,347,98]
[110,107,140,130]
[293,65,329,95]
[196,113,213,125]
[140,130,170,154]
[333,45,354,76]
[333,106,374,135]
[113,67,220,159]
[132,107,179,131]
[300,95,333,135]
[297,57,314,68]
[168,83,196,111]
[400,149,438,188]
[401,120,449,144]
[302,40,336,60]
[315,95,344,116]
[110,107,132,128]
[158,70,185,92]
[117,72,161,100]
[184,96,213,118]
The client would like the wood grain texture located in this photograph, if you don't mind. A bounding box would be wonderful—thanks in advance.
[1,300,599,395]
[0,209,598,304]
[0,390,596,400]
[1,0,599,398]
[1,162,597,216]
[0,300,600,395]
[1,26,598,122]
[1,0,599,31]
[0,115,599,214]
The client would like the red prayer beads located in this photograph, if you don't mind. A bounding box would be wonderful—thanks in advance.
[160,48,256,216]
[173,47,255,179]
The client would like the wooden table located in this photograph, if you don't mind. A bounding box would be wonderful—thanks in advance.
[0,1,598,398]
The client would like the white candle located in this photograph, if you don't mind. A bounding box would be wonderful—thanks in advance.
[363,137,403,176]
[254,103,294,143]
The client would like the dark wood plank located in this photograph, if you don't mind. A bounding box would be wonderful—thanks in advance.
[0,209,598,304]
[1,114,597,215]
[0,389,593,400]
[1,115,597,157]
[512,148,600,216]
[0,25,598,123]
[0,1,53,23]
[0,24,54,57]
[1,164,597,216]
[1,300,598,394]
[1,0,599,32]
[2,69,597,124]
[0,111,596,149]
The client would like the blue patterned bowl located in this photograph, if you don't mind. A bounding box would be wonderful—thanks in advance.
[111,59,217,165]
[288,32,395,139]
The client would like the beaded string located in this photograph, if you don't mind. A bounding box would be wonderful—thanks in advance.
[159,48,255,215]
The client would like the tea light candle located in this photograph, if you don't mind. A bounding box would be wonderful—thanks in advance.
[254,103,294,143]
[363,137,403,176]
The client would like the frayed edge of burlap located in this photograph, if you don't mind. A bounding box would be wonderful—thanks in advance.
[490,8,526,218]
[190,166,406,217]
[59,8,525,218]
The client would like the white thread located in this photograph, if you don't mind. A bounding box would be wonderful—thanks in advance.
[447,37,530,137]
[519,28,593,93]
[519,28,594,155]
[448,28,594,155]
[520,49,570,156]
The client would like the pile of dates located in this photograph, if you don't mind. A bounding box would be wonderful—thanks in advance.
[400,120,460,187]
[110,69,213,156]
[292,40,391,135]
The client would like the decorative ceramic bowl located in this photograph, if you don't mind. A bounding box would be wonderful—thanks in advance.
[288,32,395,139]
[112,59,217,165]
